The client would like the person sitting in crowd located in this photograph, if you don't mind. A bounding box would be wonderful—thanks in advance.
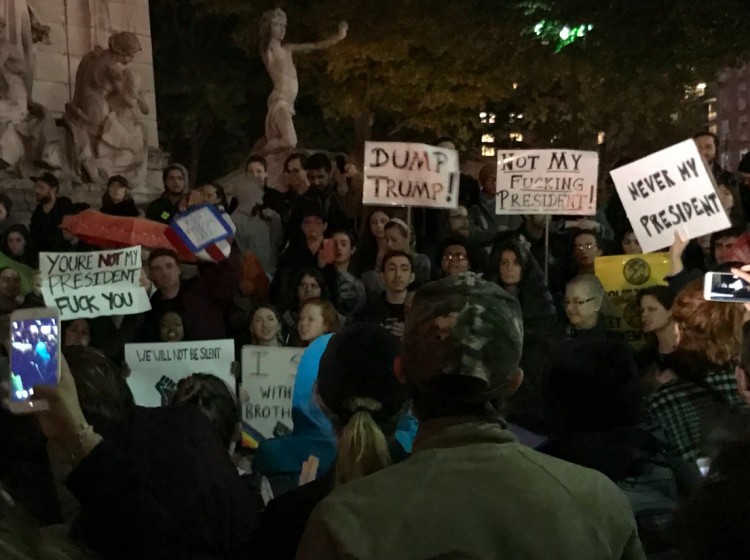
[540,337,699,555]
[286,153,355,242]
[253,323,409,560]
[62,319,91,347]
[646,278,747,462]
[198,182,230,210]
[668,227,746,293]
[250,304,286,346]
[0,223,36,268]
[636,286,678,389]
[263,152,309,223]
[0,267,21,313]
[231,175,283,280]
[100,175,139,217]
[383,218,430,287]
[434,236,486,279]
[620,228,642,255]
[564,274,623,340]
[517,214,575,308]
[492,238,557,431]
[159,311,185,342]
[252,333,338,495]
[145,164,186,223]
[280,268,331,344]
[296,273,643,559]
[468,162,522,252]
[355,208,403,291]
[329,231,365,323]
[358,250,415,339]
[272,205,333,307]
[30,173,75,253]
[0,190,20,231]
[572,229,604,276]
[298,298,340,348]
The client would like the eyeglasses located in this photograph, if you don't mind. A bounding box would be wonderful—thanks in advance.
[564,297,596,307]
[574,243,596,251]
[442,253,468,261]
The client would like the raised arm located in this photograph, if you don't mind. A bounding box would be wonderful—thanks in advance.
[289,21,348,54]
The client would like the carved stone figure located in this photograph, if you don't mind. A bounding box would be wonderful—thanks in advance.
[63,31,150,184]
[0,12,58,174]
[259,9,347,153]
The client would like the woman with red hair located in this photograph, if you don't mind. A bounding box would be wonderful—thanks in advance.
[646,278,747,461]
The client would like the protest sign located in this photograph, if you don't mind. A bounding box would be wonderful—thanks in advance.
[165,203,234,262]
[240,345,303,448]
[39,246,150,320]
[125,339,235,407]
[362,141,459,209]
[496,149,599,215]
[609,140,730,253]
[595,253,669,350]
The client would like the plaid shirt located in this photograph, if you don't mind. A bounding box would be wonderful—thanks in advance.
[646,369,745,462]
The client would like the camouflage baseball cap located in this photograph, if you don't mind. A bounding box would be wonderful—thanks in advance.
[403,272,524,395]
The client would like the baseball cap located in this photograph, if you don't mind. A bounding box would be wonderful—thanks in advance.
[403,272,524,398]
[31,172,60,190]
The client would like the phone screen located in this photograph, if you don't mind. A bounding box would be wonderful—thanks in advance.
[10,317,59,403]
[705,272,750,302]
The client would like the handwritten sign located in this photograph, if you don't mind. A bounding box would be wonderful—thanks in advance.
[362,141,459,209]
[595,253,669,350]
[40,246,150,320]
[610,140,730,253]
[240,345,303,448]
[125,339,235,407]
[496,150,599,215]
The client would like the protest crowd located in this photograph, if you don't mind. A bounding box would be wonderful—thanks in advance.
[5,130,750,560]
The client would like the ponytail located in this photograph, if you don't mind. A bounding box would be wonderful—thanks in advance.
[335,397,392,486]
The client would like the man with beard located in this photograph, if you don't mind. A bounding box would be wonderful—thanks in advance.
[145,164,187,223]
[29,172,74,252]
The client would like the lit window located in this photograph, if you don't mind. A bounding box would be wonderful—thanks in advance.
[481,133,495,144]
[517,113,524,119]
[509,132,523,142]
[695,82,707,96]
[597,131,606,145]
[512,82,519,90]
[481,146,496,157]
[479,112,487,119]
[488,113,496,124]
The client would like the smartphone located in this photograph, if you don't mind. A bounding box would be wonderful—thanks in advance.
[8,308,60,413]
[703,272,750,302]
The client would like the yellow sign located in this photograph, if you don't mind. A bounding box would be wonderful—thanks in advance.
[594,253,670,349]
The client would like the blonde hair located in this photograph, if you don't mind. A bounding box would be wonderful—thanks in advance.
[334,397,392,486]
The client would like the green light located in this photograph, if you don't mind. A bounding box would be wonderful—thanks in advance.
[531,19,593,52]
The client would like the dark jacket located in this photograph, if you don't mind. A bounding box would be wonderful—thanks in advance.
[145,194,179,224]
[287,186,354,243]
[29,196,75,253]
[101,198,140,217]
[73,406,262,560]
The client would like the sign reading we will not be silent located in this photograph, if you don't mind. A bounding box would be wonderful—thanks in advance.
[610,140,730,254]
[241,345,303,448]
[362,142,459,209]
[496,149,599,215]
[40,246,151,320]
[125,339,235,408]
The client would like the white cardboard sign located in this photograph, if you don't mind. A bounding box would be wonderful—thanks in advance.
[125,339,235,407]
[363,141,459,209]
[496,149,599,215]
[241,345,303,446]
[40,246,150,320]
[609,140,730,253]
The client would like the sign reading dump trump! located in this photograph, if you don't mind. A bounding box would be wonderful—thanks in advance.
[496,149,599,215]
[363,142,459,209]
[609,140,730,253]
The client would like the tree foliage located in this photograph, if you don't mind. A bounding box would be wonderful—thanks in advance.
[150,0,750,177]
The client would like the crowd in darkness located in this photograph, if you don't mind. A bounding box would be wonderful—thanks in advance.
[3,132,750,559]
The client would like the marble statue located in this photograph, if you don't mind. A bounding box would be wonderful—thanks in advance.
[63,31,150,184]
[0,11,58,174]
[259,9,347,152]
[2,0,51,98]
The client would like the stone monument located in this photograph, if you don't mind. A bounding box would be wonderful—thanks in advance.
[0,0,163,218]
